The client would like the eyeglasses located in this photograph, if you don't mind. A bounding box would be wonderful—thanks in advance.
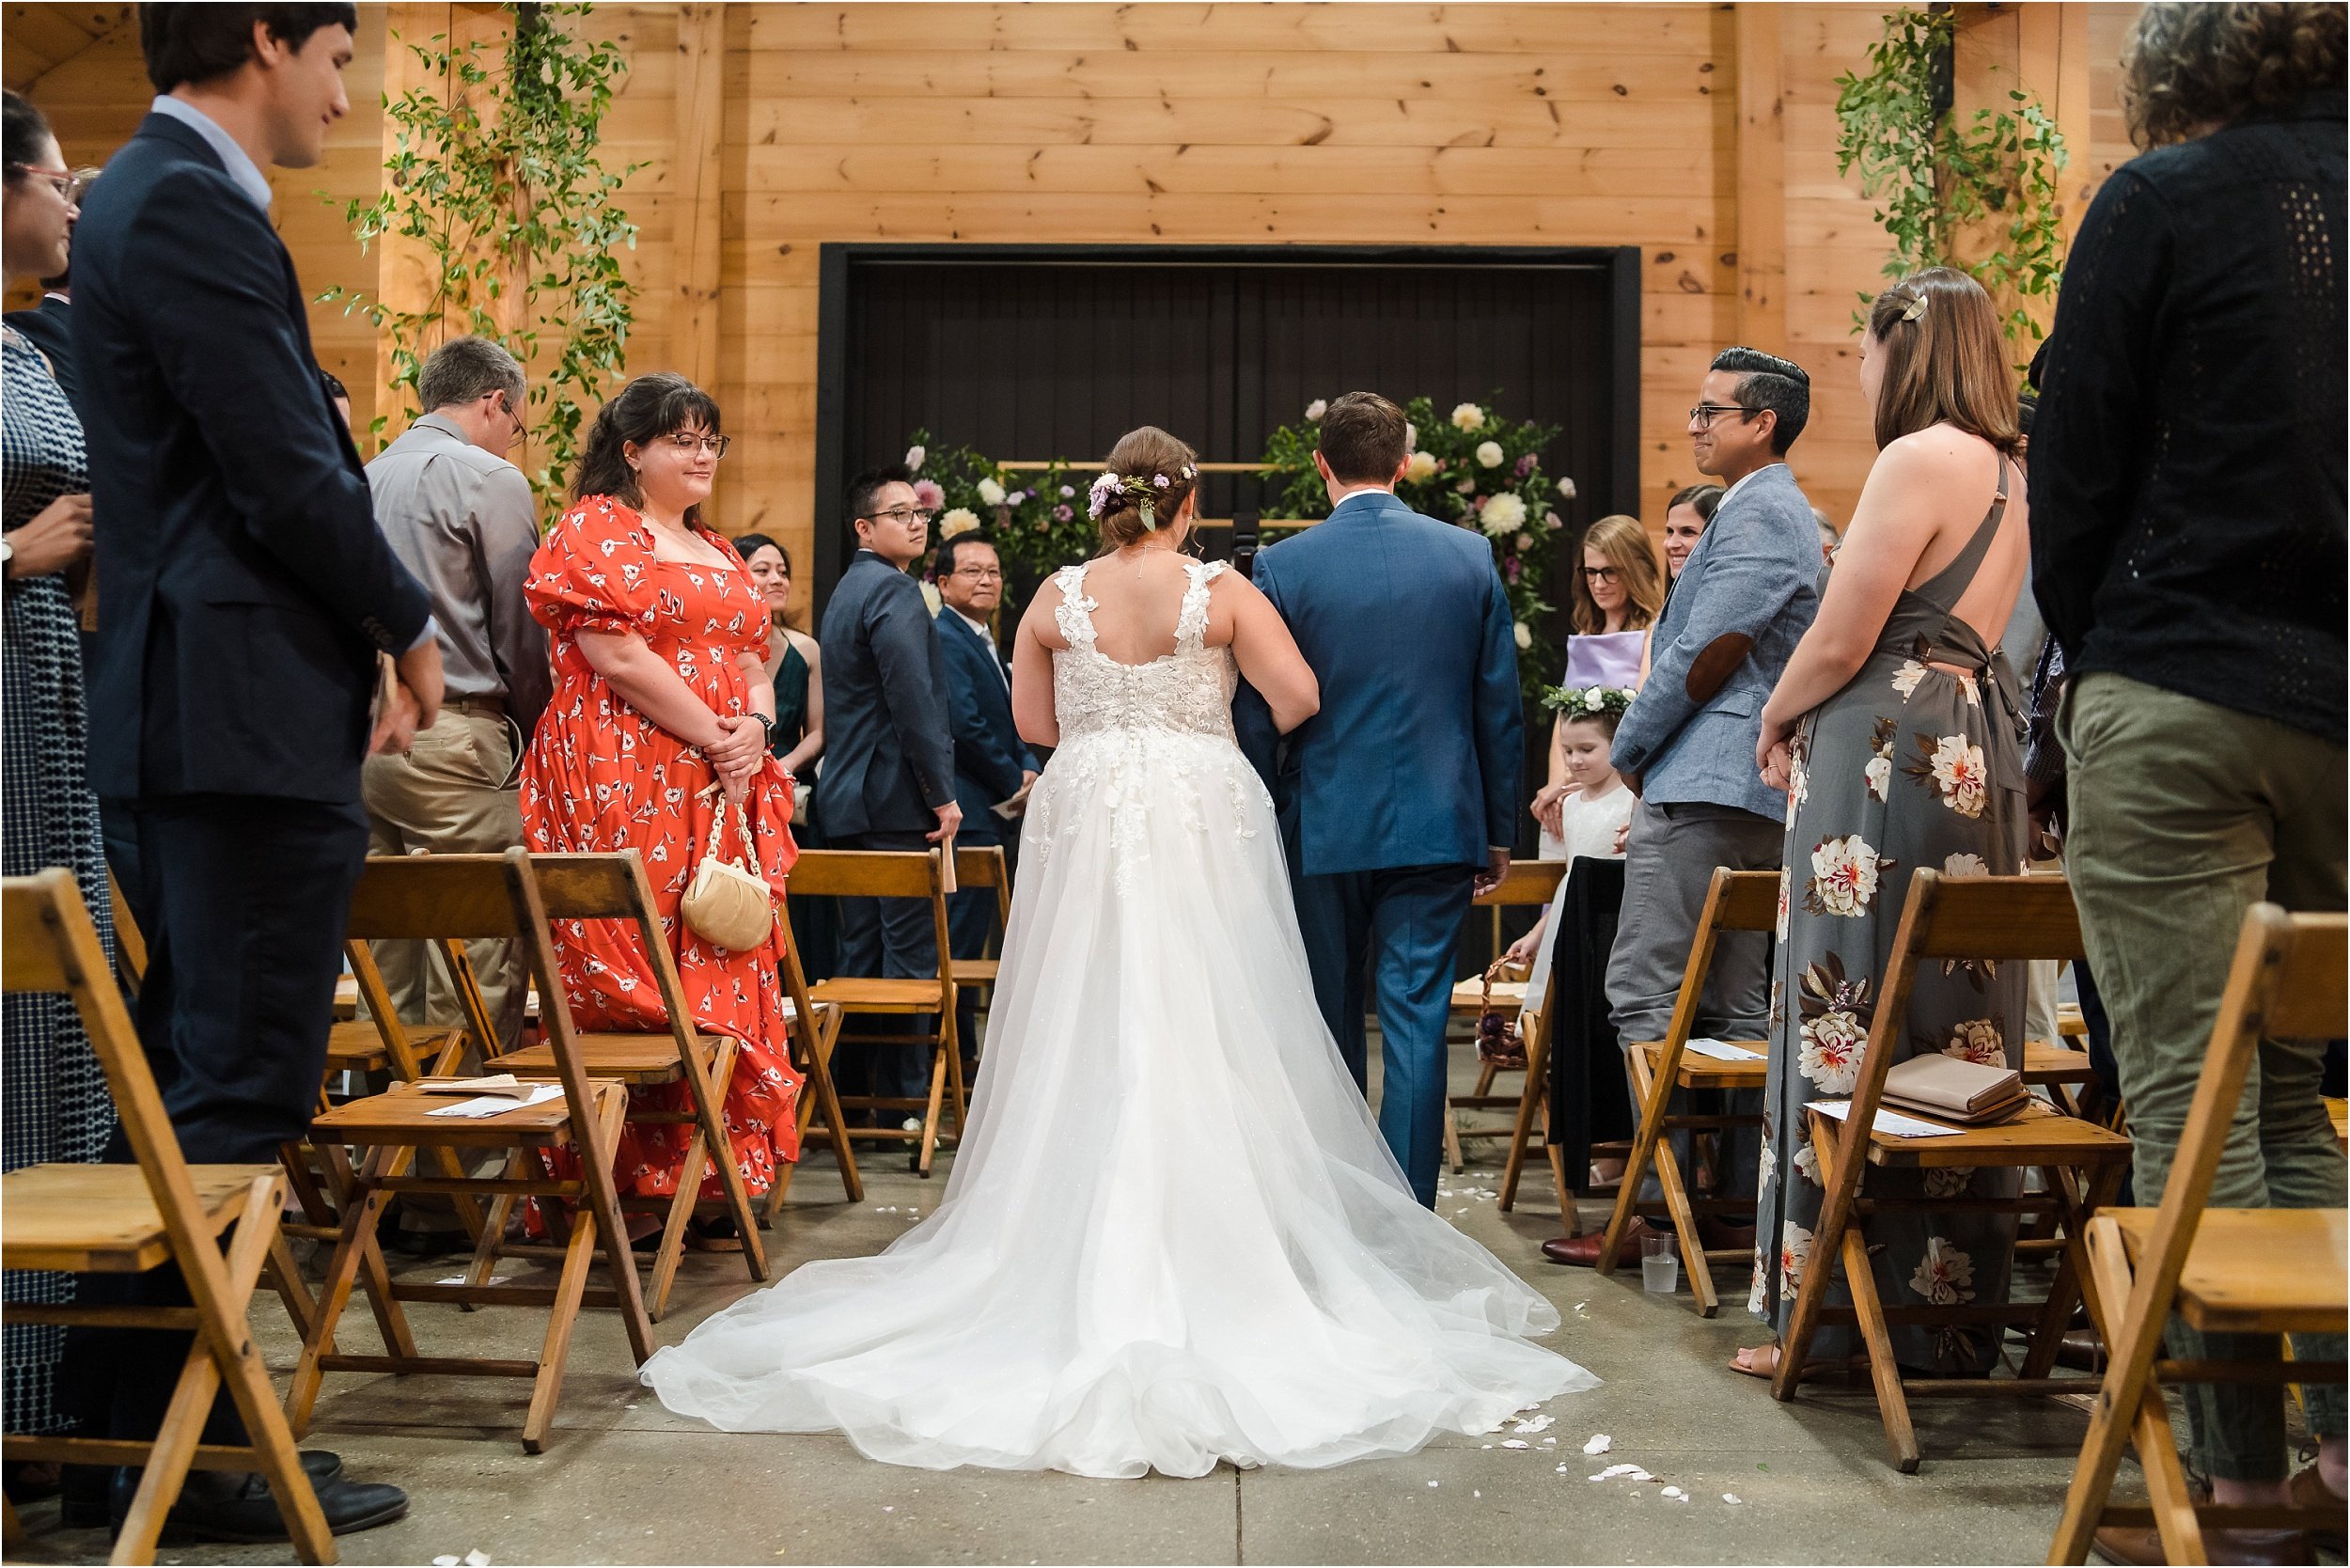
[864,507,935,527]
[946,565,1003,581]
[9,164,84,203]
[1582,565,1622,584]
[1687,402,1760,431]
[662,431,730,458]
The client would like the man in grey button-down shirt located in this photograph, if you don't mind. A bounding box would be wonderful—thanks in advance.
[360,337,547,1073]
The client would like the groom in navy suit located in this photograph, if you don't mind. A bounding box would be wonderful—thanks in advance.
[1236,392,1523,1207]
[932,529,1037,1060]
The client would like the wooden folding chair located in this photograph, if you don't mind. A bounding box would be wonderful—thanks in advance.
[2049,904,2348,1564]
[1594,869,1778,1316]
[786,849,964,1177]
[948,843,1013,1027]
[1447,859,1564,1176]
[286,851,651,1453]
[0,870,334,1565]
[1774,870,2136,1473]
[762,914,861,1219]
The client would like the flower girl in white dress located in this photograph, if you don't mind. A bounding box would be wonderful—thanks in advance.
[640,427,1594,1478]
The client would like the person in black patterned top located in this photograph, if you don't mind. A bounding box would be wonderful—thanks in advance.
[0,86,115,1459]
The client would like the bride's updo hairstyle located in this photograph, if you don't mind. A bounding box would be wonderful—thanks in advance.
[1088,426,1199,552]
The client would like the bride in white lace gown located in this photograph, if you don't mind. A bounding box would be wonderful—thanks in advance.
[640,428,1594,1478]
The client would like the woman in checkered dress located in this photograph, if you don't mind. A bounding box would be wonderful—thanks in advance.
[3,88,114,1440]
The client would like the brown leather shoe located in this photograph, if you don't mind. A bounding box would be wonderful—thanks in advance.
[2288,1465,2345,1551]
[1542,1219,1654,1268]
[2092,1485,2312,1567]
[2055,1327,2107,1373]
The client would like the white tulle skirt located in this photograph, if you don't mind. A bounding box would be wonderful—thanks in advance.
[640,725,1596,1478]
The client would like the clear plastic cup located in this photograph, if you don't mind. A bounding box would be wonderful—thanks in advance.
[1640,1230,1680,1294]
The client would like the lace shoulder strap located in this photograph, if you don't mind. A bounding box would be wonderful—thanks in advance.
[1175,558,1228,650]
[1051,562,1098,650]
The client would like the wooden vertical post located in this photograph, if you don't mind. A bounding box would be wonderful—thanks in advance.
[2017,3,2099,245]
[1735,4,1787,354]
[370,3,453,449]
[674,4,727,528]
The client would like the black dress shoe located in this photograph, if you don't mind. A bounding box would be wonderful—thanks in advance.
[111,1463,404,1543]
[69,1452,345,1530]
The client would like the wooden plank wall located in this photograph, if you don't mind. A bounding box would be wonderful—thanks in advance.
[4,2,2147,573]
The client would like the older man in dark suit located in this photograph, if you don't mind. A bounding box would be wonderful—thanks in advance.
[817,466,960,1111]
[63,3,431,1539]
[931,529,1037,1067]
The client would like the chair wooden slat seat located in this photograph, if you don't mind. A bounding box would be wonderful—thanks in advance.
[2023,1039,2097,1087]
[2105,1206,2348,1334]
[1836,1098,2132,1168]
[806,976,945,1011]
[1627,1036,1770,1089]
[308,1079,603,1148]
[321,1019,463,1074]
[1448,860,1565,1188]
[948,957,999,987]
[1449,977,1527,1015]
[2,1163,281,1274]
[487,1031,729,1086]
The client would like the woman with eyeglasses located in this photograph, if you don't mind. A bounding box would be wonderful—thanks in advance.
[0,87,111,1462]
[1528,513,1664,857]
[519,373,803,1231]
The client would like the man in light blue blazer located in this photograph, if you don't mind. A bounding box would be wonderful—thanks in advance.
[1549,346,1821,1266]
[1236,392,1522,1209]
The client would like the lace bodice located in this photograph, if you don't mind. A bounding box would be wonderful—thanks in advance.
[1048,558,1239,743]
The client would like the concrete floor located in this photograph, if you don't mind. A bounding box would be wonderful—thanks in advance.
[7,1043,2278,1567]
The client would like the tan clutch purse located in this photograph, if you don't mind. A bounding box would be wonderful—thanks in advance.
[681,790,776,954]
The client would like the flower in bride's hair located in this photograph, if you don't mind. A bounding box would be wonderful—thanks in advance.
[903,444,926,472]
[911,478,945,510]
[976,478,1006,508]
[1152,473,1171,489]
[1403,450,1438,482]
[1475,440,1504,468]
[938,508,980,540]
[1451,401,1487,432]
[1305,399,1327,422]
[1086,470,1121,519]
[1480,493,1528,535]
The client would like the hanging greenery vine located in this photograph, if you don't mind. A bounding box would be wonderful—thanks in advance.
[322,2,639,501]
[1835,7,2069,347]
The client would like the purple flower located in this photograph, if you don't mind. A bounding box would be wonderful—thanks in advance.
[1007,490,1029,507]
[1053,504,1073,523]
[1505,556,1522,583]
[1059,484,1075,498]
[1514,452,1537,478]
[1152,473,1171,489]
[911,478,946,510]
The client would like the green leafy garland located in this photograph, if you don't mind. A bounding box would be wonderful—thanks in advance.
[1834,7,2069,350]
[323,2,641,503]
[1259,395,1571,700]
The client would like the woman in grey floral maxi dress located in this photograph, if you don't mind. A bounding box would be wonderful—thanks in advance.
[1737,269,2030,1379]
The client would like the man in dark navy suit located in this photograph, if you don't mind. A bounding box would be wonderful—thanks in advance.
[931,530,1038,1066]
[63,4,435,1540]
[816,467,960,1112]
[1234,392,1523,1208]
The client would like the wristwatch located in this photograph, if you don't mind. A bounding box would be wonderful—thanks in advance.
[749,713,776,737]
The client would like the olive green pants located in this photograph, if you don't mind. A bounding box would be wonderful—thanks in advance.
[2061,672,2346,1482]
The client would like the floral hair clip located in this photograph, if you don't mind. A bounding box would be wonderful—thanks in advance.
[1899,291,1929,324]
[1086,464,1200,531]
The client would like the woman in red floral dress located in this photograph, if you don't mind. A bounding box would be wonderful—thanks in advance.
[521,373,801,1212]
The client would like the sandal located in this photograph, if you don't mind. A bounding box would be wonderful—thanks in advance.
[1728,1344,1868,1383]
